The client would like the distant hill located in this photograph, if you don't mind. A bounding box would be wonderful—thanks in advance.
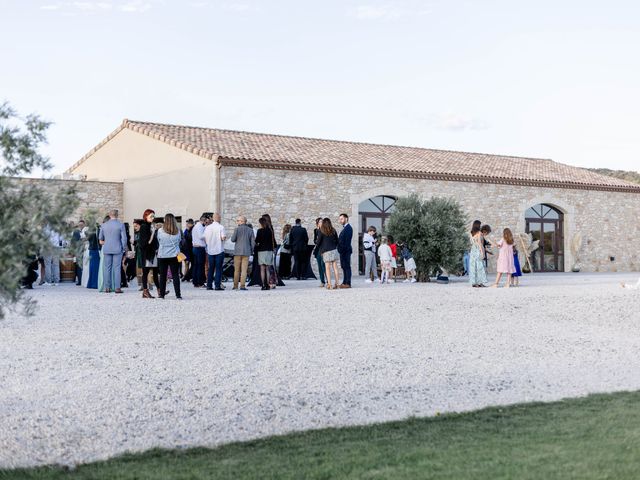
[588,168,640,185]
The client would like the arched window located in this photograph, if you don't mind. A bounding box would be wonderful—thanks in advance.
[525,204,564,272]
[525,204,560,220]
[358,195,397,274]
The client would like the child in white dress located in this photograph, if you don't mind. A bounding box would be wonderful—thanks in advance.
[377,236,393,284]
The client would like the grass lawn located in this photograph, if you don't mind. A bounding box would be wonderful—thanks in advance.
[3,391,640,480]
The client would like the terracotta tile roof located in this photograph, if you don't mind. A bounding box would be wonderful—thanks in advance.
[68,119,640,193]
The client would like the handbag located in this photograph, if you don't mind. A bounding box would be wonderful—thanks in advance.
[177,252,187,263]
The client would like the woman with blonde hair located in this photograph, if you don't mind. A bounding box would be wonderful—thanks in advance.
[315,217,340,289]
[278,223,292,280]
[156,213,182,299]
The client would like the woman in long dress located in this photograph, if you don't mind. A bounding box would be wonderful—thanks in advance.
[85,223,101,289]
[491,228,516,288]
[469,224,488,287]
[81,228,91,288]
[97,216,112,292]
[278,224,292,280]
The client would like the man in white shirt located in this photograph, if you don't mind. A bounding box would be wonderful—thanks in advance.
[362,226,379,283]
[191,214,208,287]
[204,213,227,290]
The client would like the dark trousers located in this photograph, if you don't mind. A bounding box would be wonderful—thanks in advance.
[293,251,307,280]
[314,251,325,284]
[207,252,224,289]
[340,251,352,285]
[75,264,83,285]
[142,266,159,290]
[192,246,206,286]
[158,257,181,298]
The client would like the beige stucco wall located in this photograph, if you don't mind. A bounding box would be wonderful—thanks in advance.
[123,167,212,225]
[68,128,216,225]
[220,165,640,274]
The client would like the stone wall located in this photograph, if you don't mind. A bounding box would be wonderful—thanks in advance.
[220,166,640,273]
[11,177,124,223]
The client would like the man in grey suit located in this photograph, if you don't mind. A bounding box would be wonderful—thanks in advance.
[230,215,255,290]
[99,209,127,293]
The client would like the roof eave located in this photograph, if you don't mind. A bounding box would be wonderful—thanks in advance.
[218,156,640,194]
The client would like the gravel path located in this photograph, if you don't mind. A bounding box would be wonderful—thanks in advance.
[1,272,640,468]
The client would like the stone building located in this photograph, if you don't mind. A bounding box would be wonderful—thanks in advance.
[10,177,123,224]
[66,119,640,274]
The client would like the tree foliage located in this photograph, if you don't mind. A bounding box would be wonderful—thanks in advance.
[0,102,78,319]
[386,194,467,281]
[588,168,640,185]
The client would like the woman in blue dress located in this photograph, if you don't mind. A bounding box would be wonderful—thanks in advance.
[85,224,101,289]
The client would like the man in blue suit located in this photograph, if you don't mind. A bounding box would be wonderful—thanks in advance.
[98,209,127,294]
[337,213,353,288]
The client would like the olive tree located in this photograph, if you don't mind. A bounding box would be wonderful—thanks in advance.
[0,102,78,318]
[386,194,467,281]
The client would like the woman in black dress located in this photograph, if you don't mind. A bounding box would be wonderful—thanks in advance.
[315,217,340,289]
[278,224,292,280]
[255,217,275,290]
[139,209,160,298]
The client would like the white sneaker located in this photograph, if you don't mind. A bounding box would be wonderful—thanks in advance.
[403,279,410,283]
[365,279,372,284]
[411,278,417,283]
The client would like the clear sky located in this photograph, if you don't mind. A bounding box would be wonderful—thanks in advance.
[2,0,639,174]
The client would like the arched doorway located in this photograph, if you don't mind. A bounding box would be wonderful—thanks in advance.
[358,195,397,274]
[525,204,564,272]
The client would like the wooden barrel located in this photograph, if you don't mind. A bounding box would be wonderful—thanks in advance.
[60,257,76,283]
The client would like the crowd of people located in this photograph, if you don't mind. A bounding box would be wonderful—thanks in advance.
[29,212,639,294]
[466,220,522,288]
[24,209,426,296]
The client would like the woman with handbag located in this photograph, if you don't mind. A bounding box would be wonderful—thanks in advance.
[156,213,183,299]
[139,209,160,298]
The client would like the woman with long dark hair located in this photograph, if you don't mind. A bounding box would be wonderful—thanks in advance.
[139,209,160,298]
[85,222,100,289]
[262,213,280,289]
[469,223,487,288]
[157,213,182,299]
[316,217,340,289]
[255,217,275,290]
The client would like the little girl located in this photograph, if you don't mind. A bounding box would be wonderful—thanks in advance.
[510,244,522,287]
[492,228,516,288]
[388,235,398,283]
[377,236,393,284]
[401,242,417,283]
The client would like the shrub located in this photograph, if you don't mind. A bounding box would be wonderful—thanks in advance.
[0,102,78,318]
[387,194,467,281]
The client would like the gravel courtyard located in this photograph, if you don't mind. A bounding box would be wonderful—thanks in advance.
[2,272,640,468]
